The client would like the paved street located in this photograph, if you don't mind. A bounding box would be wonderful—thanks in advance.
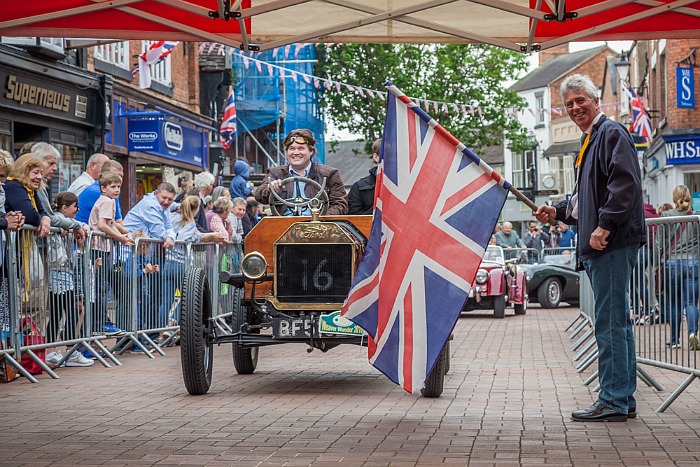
[1,306,700,466]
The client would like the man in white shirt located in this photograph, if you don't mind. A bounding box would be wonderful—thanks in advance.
[68,153,109,195]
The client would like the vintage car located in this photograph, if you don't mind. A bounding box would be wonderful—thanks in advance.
[179,177,449,398]
[462,245,528,319]
[519,251,580,308]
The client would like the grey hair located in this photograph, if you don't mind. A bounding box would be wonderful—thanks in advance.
[31,142,60,161]
[232,197,246,208]
[560,74,598,102]
[211,186,228,203]
[194,171,215,189]
[87,153,108,167]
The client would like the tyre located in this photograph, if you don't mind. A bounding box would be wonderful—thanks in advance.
[514,282,528,315]
[538,277,562,309]
[494,282,506,319]
[443,340,451,375]
[180,268,214,395]
[421,342,447,398]
[231,286,258,374]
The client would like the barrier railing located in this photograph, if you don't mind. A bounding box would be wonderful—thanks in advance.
[0,223,238,381]
[567,215,700,411]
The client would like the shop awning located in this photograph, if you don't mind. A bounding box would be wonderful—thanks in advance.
[543,140,579,158]
[2,1,700,53]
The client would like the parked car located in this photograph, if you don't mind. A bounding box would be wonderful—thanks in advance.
[179,177,449,398]
[462,245,528,319]
[519,250,580,308]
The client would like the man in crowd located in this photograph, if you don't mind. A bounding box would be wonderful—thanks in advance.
[558,221,576,249]
[75,160,125,225]
[32,142,87,244]
[256,129,348,216]
[535,74,646,422]
[123,182,177,249]
[68,153,109,195]
[348,138,381,215]
[494,221,527,261]
[522,220,549,263]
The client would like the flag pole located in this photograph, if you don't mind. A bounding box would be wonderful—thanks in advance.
[507,185,557,225]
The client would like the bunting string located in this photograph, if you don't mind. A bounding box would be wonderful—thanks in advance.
[199,42,625,119]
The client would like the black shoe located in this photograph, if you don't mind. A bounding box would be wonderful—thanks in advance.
[628,407,636,419]
[571,402,627,422]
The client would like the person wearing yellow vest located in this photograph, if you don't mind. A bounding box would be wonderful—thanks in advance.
[534,74,646,422]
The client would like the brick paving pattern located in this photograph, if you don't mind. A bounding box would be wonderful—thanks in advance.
[1,306,700,466]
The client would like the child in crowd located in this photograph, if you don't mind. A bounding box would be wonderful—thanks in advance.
[88,172,133,337]
[210,197,234,242]
[45,192,94,367]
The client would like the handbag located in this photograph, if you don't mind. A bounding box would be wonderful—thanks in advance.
[19,316,46,375]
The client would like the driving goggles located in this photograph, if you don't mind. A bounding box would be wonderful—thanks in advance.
[284,135,314,147]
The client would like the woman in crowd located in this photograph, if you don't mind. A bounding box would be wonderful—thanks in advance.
[659,184,699,350]
[160,196,224,333]
[4,154,50,236]
[206,186,229,230]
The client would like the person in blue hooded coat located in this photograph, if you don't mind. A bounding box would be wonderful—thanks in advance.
[229,160,254,200]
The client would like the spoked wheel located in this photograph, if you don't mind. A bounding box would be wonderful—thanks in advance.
[421,341,448,398]
[538,277,562,309]
[180,268,214,395]
[231,286,258,374]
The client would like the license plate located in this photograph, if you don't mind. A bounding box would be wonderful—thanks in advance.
[272,318,312,338]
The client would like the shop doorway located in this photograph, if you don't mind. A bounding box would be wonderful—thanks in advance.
[12,122,48,156]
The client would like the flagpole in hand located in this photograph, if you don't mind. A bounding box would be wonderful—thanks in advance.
[507,186,557,225]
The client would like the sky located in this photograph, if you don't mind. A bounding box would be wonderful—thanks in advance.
[326,41,634,141]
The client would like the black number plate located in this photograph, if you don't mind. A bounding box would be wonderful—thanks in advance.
[272,318,313,338]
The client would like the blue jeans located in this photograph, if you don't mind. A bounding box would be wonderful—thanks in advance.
[159,260,184,326]
[583,244,638,414]
[664,259,700,344]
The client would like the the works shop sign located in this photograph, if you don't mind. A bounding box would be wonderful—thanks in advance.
[1,71,93,124]
[128,117,206,167]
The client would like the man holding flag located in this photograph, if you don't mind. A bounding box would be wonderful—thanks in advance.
[341,82,510,395]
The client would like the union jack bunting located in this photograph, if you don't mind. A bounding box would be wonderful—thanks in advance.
[341,82,510,394]
[628,86,653,143]
[219,87,237,149]
[133,41,179,88]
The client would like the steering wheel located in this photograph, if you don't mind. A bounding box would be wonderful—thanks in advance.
[268,176,329,216]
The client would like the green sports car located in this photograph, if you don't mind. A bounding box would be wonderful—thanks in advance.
[519,252,580,308]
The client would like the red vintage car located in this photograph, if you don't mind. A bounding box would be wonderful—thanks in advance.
[462,245,528,318]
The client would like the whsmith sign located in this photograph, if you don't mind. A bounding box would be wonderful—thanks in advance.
[127,116,207,167]
[664,134,700,165]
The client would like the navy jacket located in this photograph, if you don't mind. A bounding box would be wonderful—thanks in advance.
[554,115,646,266]
[348,166,377,215]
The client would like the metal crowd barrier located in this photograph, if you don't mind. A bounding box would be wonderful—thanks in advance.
[0,223,242,382]
[566,215,700,411]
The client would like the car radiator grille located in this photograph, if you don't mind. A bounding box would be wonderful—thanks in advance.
[276,244,353,303]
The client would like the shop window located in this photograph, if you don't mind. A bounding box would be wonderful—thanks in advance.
[94,41,130,69]
[52,143,86,194]
[141,41,172,86]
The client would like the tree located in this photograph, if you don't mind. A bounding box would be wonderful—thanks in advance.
[315,43,532,154]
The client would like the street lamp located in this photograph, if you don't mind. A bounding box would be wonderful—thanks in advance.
[615,51,630,84]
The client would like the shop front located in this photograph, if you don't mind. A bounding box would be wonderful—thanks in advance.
[0,44,108,195]
[645,131,700,209]
[106,91,214,210]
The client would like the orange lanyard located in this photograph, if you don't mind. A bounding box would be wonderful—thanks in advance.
[576,133,590,168]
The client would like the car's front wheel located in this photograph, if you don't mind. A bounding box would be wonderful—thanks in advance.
[494,281,506,319]
[180,268,214,395]
[514,282,528,315]
[538,277,562,308]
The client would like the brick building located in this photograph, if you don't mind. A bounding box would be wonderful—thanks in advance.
[634,39,700,209]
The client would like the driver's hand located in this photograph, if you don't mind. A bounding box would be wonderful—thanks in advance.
[270,179,284,193]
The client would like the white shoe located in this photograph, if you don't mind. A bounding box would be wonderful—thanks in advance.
[46,351,65,367]
[66,351,95,367]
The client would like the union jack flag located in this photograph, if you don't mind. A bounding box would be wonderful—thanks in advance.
[219,87,237,149]
[628,86,653,143]
[341,82,510,394]
[133,41,179,88]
